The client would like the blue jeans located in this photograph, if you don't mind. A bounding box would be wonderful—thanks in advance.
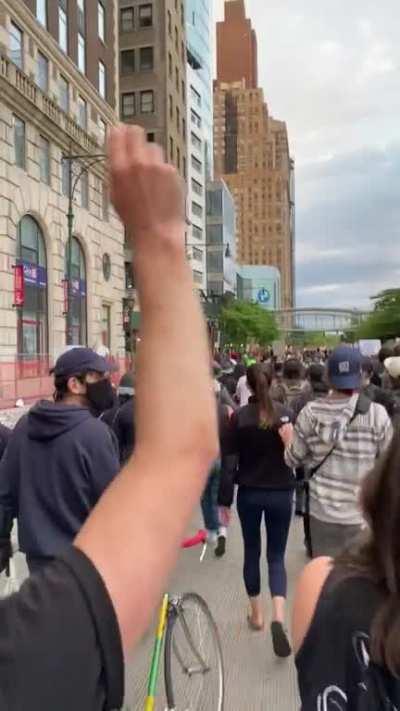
[237,487,292,598]
[201,469,220,533]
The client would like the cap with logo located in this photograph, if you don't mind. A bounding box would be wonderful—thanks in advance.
[328,345,362,390]
[50,347,110,378]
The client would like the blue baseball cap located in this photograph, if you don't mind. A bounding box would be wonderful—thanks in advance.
[328,346,362,390]
[51,347,110,378]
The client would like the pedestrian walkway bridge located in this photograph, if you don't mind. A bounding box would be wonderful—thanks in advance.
[275,307,369,333]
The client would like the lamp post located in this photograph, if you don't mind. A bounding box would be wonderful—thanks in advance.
[62,151,106,345]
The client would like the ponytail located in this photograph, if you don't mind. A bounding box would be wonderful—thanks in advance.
[246,364,275,428]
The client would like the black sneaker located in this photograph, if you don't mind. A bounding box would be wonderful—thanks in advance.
[215,535,226,558]
[270,622,292,658]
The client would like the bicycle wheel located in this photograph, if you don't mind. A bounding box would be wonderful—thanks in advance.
[164,593,224,711]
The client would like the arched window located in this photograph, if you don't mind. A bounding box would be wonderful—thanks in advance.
[65,236,87,345]
[16,215,48,365]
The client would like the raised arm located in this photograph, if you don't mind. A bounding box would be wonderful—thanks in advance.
[75,126,218,651]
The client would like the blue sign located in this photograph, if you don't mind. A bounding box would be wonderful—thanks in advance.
[22,261,47,288]
[257,288,271,304]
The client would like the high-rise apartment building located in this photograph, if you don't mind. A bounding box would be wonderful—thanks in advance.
[214,0,295,308]
[0,0,125,407]
[119,0,187,178]
[185,0,213,291]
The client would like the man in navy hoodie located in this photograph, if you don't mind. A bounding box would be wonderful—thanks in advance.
[0,347,120,573]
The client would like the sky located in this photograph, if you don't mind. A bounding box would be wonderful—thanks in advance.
[214,0,400,309]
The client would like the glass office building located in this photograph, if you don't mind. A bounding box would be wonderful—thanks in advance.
[206,180,237,296]
[186,0,213,178]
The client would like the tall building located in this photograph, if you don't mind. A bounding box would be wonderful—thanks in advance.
[185,0,213,291]
[0,0,124,407]
[206,180,237,298]
[214,0,295,308]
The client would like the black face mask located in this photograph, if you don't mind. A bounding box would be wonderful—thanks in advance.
[86,379,115,415]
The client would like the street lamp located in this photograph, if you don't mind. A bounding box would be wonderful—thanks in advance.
[61,151,106,345]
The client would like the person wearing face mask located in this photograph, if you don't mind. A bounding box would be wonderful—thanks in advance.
[0,347,120,574]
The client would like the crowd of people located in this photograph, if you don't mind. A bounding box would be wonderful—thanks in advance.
[0,127,399,708]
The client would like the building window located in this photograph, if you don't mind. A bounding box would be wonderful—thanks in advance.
[58,5,68,52]
[77,96,87,130]
[99,118,106,145]
[176,106,180,133]
[191,131,202,150]
[192,225,202,240]
[169,94,173,119]
[13,115,25,169]
[193,270,203,285]
[17,216,48,363]
[80,170,89,209]
[78,33,86,73]
[181,40,185,63]
[121,49,135,75]
[36,51,48,92]
[77,0,85,33]
[182,117,186,139]
[102,182,109,220]
[61,158,70,196]
[101,304,111,349]
[176,147,180,171]
[207,224,223,243]
[182,79,185,102]
[139,46,153,71]
[191,109,201,129]
[39,136,50,184]
[191,178,202,196]
[65,236,87,346]
[120,7,134,32]
[139,4,153,27]
[191,85,201,107]
[192,201,202,218]
[59,75,69,112]
[207,190,223,217]
[192,247,202,262]
[98,60,106,98]
[191,154,202,173]
[121,92,135,119]
[174,26,178,51]
[147,132,155,142]
[207,250,223,273]
[175,66,179,91]
[140,90,154,113]
[168,52,172,78]
[10,22,23,69]
[36,0,47,27]
[98,2,105,42]
[169,136,173,162]
[167,10,172,35]
[183,156,186,179]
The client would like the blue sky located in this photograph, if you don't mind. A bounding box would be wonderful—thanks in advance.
[214,1,400,308]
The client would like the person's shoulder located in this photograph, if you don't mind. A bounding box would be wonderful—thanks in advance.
[292,557,332,654]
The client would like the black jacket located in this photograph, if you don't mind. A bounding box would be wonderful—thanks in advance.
[0,401,120,558]
[226,399,295,490]
[102,397,135,465]
[0,424,10,461]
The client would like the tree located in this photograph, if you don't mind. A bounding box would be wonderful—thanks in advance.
[220,300,279,347]
[357,289,400,341]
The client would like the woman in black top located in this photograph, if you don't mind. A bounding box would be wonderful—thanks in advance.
[229,364,294,658]
[293,432,400,709]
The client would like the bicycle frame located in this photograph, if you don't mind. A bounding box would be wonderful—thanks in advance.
[144,594,170,711]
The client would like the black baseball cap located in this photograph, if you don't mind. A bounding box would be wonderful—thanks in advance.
[51,347,110,378]
[328,346,361,390]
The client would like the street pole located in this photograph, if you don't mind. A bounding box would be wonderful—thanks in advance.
[66,157,74,345]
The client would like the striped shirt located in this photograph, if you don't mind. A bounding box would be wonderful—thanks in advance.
[285,394,393,525]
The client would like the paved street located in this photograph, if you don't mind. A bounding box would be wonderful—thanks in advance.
[123,512,304,710]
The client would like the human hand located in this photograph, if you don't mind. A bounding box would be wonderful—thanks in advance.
[107,125,185,259]
[279,423,294,448]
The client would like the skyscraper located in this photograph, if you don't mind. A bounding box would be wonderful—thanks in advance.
[214,0,295,308]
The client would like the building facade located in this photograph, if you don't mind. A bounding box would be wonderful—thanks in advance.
[0,0,124,407]
[206,179,237,297]
[216,0,257,89]
[214,0,295,309]
[237,265,281,311]
[185,0,213,291]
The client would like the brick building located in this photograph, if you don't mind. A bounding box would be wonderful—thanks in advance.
[0,0,125,407]
[214,0,295,308]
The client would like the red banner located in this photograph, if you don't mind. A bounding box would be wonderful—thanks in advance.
[13,264,24,307]
[62,279,69,315]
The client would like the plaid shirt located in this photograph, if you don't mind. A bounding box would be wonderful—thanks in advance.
[285,394,393,525]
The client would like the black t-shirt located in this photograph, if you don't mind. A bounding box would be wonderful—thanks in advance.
[227,399,295,490]
[0,547,124,710]
[296,568,400,710]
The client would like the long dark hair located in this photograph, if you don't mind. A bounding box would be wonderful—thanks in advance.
[246,364,275,428]
[339,433,400,675]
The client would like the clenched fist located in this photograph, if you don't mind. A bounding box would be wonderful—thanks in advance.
[107,125,185,258]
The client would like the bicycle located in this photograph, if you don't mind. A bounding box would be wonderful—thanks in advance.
[144,530,225,711]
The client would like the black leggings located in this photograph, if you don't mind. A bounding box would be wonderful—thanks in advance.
[237,486,292,598]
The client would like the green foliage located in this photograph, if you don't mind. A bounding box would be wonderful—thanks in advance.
[220,300,279,347]
[287,331,341,348]
[357,289,400,340]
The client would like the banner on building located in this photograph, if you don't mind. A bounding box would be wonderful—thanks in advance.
[13,264,24,307]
